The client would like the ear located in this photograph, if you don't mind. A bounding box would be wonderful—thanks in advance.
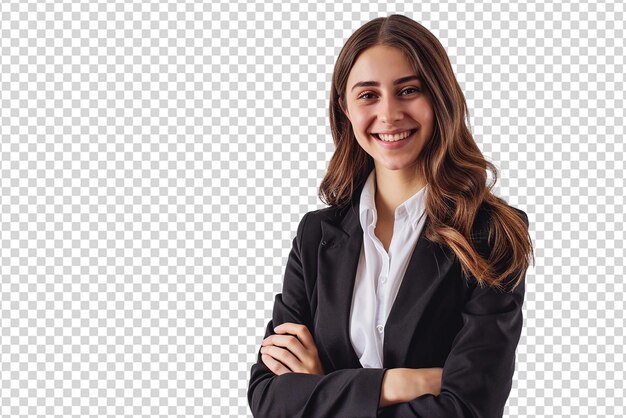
[338,97,349,118]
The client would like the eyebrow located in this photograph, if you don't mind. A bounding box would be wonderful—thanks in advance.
[351,75,422,92]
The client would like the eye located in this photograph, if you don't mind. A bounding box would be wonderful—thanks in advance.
[357,92,375,100]
[357,87,421,100]
[401,87,421,95]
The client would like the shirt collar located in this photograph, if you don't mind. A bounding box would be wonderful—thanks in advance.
[359,169,427,231]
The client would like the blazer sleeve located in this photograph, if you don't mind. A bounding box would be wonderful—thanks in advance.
[247,211,388,418]
[377,209,529,418]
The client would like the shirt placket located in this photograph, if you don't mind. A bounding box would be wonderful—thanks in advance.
[367,218,390,343]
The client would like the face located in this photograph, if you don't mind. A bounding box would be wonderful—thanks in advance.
[340,45,435,173]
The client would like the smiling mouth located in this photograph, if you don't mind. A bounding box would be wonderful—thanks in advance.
[372,129,417,142]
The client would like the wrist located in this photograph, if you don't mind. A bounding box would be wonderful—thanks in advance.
[380,368,407,407]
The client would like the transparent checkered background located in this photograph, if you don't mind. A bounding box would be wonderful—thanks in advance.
[0,1,623,417]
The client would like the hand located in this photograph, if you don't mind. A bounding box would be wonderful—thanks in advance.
[259,322,325,376]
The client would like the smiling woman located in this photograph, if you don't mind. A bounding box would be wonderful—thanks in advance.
[248,13,534,418]
[339,45,434,165]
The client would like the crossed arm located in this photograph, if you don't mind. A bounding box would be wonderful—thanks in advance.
[259,321,443,408]
[247,211,528,418]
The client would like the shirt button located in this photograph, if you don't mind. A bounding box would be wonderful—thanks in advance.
[380,275,387,283]
[377,324,384,333]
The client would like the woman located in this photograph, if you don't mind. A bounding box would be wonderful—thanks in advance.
[248,14,534,418]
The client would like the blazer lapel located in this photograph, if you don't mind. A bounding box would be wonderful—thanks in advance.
[316,194,364,370]
[382,221,456,367]
[315,183,456,370]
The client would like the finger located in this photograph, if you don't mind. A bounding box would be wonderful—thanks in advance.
[272,322,317,352]
[261,345,304,374]
[261,353,292,376]
[261,334,308,363]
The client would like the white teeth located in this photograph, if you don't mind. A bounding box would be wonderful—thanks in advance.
[377,130,413,142]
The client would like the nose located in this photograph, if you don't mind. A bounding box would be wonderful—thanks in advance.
[379,95,403,124]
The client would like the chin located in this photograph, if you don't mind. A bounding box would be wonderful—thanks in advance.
[376,161,416,171]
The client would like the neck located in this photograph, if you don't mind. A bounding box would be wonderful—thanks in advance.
[373,165,427,220]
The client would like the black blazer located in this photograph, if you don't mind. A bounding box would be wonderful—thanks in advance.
[248,184,529,418]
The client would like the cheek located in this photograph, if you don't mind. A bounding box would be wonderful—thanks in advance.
[352,128,373,152]
[411,107,434,133]
[351,109,373,130]
[420,101,435,125]
[423,112,434,131]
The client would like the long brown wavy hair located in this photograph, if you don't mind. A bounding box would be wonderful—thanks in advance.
[319,14,534,292]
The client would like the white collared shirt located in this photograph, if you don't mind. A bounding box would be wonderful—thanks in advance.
[349,168,428,368]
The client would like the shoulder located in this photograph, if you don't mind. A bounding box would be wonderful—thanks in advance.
[471,201,529,237]
[291,206,339,242]
[298,204,346,227]
[296,206,349,245]
[470,201,529,261]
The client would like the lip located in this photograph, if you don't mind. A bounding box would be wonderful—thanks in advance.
[372,128,417,149]
[374,128,417,135]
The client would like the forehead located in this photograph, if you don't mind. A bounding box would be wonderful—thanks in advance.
[348,45,417,83]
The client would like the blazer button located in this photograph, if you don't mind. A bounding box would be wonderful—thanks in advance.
[321,240,327,246]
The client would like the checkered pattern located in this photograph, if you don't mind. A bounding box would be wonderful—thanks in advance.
[0,1,624,417]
